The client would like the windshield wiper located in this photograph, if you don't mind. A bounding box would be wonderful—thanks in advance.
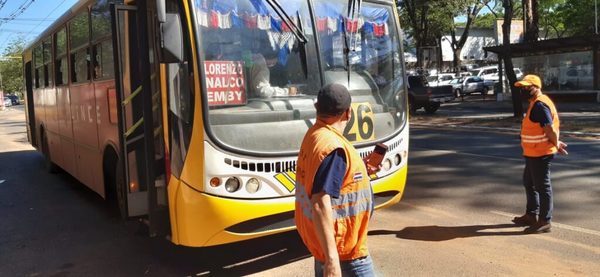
[347,0,362,51]
[342,19,350,86]
[265,0,308,44]
[344,0,362,86]
[297,11,308,78]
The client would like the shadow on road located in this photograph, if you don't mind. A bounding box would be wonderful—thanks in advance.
[369,223,526,241]
[0,150,312,276]
[145,230,311,276]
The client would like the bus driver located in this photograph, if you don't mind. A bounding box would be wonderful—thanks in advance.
[248,47,297,98]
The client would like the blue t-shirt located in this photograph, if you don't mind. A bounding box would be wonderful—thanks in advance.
[529,101,553,127]
[311,148,346,198]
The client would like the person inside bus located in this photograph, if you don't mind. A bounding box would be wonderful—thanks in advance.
[248,46,297,98]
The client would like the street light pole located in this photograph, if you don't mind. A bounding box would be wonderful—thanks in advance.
[596,0,598,34]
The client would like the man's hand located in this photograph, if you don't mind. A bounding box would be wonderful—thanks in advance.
[323,259,342,277]
[363,156,382,175]
[288,86,298,96]
[557,141,568,155]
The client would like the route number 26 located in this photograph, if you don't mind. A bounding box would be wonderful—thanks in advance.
[343,102,375,142]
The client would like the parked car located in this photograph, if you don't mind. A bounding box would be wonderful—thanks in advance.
[3,97,12,107]
[449,76,489,97]
[407,75,455,114]
[5,94,19,105]
[469,66,498,79]
[427,73,455,87]
[470,65,523,83]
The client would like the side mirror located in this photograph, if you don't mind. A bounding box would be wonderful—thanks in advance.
[158,13,184,63]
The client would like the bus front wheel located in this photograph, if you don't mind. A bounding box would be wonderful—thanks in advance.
[115,158,128,219]
[104,150,127,219]
[424,102,440,114]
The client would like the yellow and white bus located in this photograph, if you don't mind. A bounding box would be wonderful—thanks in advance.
[22,0,409,247]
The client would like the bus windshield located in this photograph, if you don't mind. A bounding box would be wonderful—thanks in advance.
[194,0,406,154]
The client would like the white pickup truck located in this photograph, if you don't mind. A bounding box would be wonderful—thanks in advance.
[470,66,523,90]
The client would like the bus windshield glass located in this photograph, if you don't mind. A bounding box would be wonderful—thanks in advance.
[194,0,406,154]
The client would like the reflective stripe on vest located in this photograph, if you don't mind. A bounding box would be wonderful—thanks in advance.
[296,184,373,220]
[521,134,549,143]
[295,181,313,220]
[521,94,560,157]
[331,187,373,219]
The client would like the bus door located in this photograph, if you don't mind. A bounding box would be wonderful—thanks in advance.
[111,3,169,236]
[24,60,37,147]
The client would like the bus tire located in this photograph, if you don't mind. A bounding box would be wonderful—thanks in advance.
[424,102,440,114]
[115,157,128,219]
[104,148,126,219]
[41,130,59,174]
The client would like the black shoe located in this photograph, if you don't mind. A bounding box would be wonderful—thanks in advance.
[512,214,537,226]
[524,221,552,234]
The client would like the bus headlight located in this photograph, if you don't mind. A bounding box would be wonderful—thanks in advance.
[246,178,261,194]
[225,177,241,192]
[383,158,392,171]
[394,154,402,166]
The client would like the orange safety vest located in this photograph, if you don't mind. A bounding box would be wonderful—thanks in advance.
[295,119,373,262]
[521,94,560,157]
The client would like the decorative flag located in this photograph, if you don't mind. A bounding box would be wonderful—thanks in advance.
[218,11,232,29]
[257,14,271,30]
[244,13,258,29]
[317,17,327,32]
[197,8,209,27]
[326,16,338,33]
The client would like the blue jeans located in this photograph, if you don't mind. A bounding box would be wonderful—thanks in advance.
[523,154,554,222]
[314,255,375,277]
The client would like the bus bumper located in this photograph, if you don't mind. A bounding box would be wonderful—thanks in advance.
[167,164,407,247]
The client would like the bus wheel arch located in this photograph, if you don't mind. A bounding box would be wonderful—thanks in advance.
[40,125,59,173]
[103,145,127,219]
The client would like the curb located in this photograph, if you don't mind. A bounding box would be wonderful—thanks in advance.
[411,123,600,138]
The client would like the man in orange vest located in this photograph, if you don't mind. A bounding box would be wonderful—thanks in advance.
[513,74,568,234]
[295,83,380,276]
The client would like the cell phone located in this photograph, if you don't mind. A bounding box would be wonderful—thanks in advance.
[367,143,388,167]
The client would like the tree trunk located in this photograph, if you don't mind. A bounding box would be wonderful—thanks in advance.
[522,0,539,42]
[503,0,523,118]
[453,47,462,72]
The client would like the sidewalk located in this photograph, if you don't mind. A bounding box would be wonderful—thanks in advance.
[411,94,600,138]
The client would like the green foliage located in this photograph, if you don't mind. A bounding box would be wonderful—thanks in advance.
[472,12,498,28]
[398,0,485,47]
[555,0,597,36]
[1,37,26,96]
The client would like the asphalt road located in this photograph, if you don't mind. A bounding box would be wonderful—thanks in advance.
[1,106,599,276]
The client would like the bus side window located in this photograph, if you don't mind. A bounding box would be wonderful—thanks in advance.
[93,41,115,80]
[43,38,53,88]
[91,0,114,80]
[71,49,91,83]
[69,10,91,83]
[34,44,43,89]
[55,28,68,86]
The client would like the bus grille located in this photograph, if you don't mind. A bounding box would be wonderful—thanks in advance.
[223,139,402,172]
[224,158,296,173]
